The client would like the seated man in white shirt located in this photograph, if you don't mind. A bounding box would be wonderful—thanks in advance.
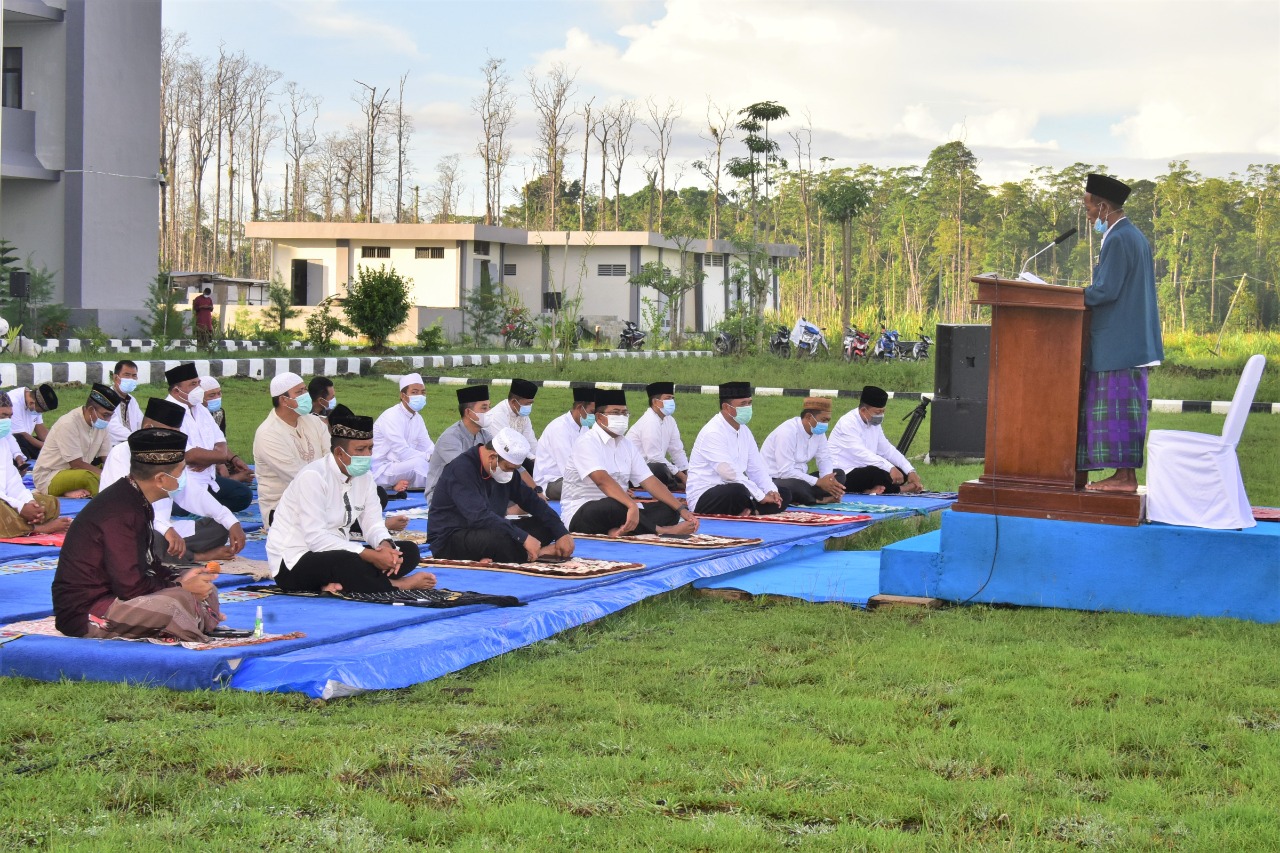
[827,385,924,495]
[685,382,790,516]
[267,410,435,593]
[760,396,846,505]
[100,397,247,563]
[0,394,68,537]
[164,363,254,512]
[372,372,433,493]
[560,389,698,537]
[8,383,57,460]
[106,359,143,449]
[628,381,689,490]
[486,378,540,474]
[253,371,331,528]
[532,385,594,500]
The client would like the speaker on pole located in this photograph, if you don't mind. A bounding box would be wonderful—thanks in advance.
[8,270,29,299]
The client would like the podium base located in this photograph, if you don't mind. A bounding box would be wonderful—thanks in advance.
[953,479,1144,526]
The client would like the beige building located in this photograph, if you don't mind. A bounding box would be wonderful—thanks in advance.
[243,222,799,341]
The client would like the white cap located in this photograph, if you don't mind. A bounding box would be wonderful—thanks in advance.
[0,318,9,337]
[491,427,530,465]
[270,371,305,396]
[199,376,220,391]
[399,372,424,390]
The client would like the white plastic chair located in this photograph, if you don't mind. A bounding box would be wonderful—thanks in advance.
[1146,354,1266,529]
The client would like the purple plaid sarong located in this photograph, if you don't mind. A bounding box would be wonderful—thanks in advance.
[1077,367,1149,470]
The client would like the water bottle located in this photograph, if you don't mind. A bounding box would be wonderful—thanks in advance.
[253,605,264,639]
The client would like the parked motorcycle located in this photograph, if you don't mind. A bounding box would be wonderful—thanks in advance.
[768,325,792,358]
[791,318,830,359]
[895,329,933,361]
[713,329,739,355]
[841,326,871,362]
[873,328,902,360]
[619,320,646,351]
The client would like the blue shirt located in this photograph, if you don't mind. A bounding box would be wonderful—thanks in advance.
[1084,217,1163,372]
[427,445,568,550]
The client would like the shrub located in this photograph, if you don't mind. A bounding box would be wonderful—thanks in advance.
[343,265,412,352]
[304,298,354,353]
[416,320,447,352]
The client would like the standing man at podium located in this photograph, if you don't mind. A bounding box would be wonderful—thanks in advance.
[1078,173,1163,493]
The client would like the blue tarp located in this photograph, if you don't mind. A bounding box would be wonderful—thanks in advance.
[692,544,882,605]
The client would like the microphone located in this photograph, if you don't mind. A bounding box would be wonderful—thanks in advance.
[1021,228,1078,275]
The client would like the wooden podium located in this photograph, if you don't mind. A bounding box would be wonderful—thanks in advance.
[952,276,1143,526]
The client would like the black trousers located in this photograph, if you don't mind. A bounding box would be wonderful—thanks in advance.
[641,462,682,490]
[149,518,231,565]
[693,483,791,515]
[15,434,41,460]
[775,470,847,505]
[543,478,563,501]
[431,516,561,564]
[843,466,901,494]
[275,540,422,593]
[568,498,681,535]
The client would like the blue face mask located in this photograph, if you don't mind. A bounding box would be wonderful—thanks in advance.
[733,405,753,426]
[517,404,533,418]
[163,470,187,494]
[206,398,222,413]
[118,378,138,395]
[1094,208,1108,234]
[0,419,11,439]
[812,421,828,435]
[292,393,313,416]
[406,394,426,412]
[92,417,110,430]
[661,399,676,417]
[581,413,596,429]
[342,448,372,477]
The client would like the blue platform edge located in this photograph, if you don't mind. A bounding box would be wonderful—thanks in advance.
[880,510,1280,623]
[692,543,881,606]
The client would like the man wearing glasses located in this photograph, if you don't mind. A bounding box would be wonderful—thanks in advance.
[32,383,122,497]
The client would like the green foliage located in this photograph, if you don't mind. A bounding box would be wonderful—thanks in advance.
[415,319,447,352]
[0,256,69,339]
[631,259,703,348]
[71,322,110,354]
[498,301,535,349]
[342,264,413,352]
[262,278,300,332]
[303,297,354,353]
[136,272,185,339]
[460,265,505,347]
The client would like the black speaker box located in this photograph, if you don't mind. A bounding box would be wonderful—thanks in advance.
[542,291,563,312]
[929,396,987,459]
[8,270,28,299]
[934,324,991,400]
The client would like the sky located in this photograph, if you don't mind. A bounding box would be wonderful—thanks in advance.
[163,0,1280,215]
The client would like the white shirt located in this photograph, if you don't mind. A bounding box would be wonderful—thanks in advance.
[107,394,143,449]
[559,423,653,528]
[372,402,434,488]
[629,408,689,475]
[267,454,391,574]
[2,434,24,465]
[167,393,226,492]
[0,449,34,510]
[533,411,586,487]
[253,410,331,527]
[100,440,238,537]
[760,417,833,485]
[7,388,44,439]
[487,399,539,458]
[827,408,914,475]
[685,414,775,511]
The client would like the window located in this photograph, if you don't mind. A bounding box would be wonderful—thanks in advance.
[474,241,490,256]
[597,264,627,277]
[415,246,444,259]
[503,263,517,276]
[708,254,724,267]
[3,48,21,110]
[361,246,390,259]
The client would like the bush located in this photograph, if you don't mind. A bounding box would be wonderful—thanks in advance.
[263,279,300,332]
[304,298,354,353]
[136,271,185,338]
[72,323,110,354]
[343,265,412,352]
[416,320,447,352]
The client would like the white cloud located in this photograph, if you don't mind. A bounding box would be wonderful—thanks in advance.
[284,0,420,58]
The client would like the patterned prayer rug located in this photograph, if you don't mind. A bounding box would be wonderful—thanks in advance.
[696,510,872,526]
[240,584,522,608]
[811,500,932,516]
[217,588,275,603]
[0,532,66,547]
[0,556,60,575]
[420,556,644,578]
[572,531,763,549]
[1253,507,1280,522]
[0,616,304,651]
[392,507,431,520]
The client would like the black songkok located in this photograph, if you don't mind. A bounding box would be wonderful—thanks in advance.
[572,385,596,404]
[859,385,889,408]
[329,411,374,440]
[33,383,58,412]
[89,383,121,411]
[456,385,489,405]
[143,397,185,429]
[164,362,199,387]
[594,388,626,408]
[1085,174,1131,206]
[719,381,751,402]
[510,378,538,400]
[128,427,187,465]
[646,381,674,399]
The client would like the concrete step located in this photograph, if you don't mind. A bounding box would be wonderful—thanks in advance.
[879,528,942,598]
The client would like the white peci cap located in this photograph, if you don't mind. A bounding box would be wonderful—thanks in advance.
[269,372,305,396]
[491,427,530,465]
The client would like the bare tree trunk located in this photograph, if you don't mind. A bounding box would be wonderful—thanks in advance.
[473,55,515,226]
[608,100,636,229]
[527,63,578,229]
[578,98,593,230]
[592,110,610,229]
[395,71,409,222]
[354,80,390,223]
[281,82,320,221]
[643,97,681,233]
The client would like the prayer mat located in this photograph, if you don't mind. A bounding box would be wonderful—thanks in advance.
[244,528,268,542]
[392,507,430,520]
[420,556,644,579]
[217,588,275,603]
[202,556,272,579]
[0,556,60,575]
[814,500,932,516]
[1253,507,1280,522]
[240,584,523,608]
[696,510,872,526]
[572,531,763,549]
[0,532,66,547]
[0,616,305,651]
[393,529,429,544]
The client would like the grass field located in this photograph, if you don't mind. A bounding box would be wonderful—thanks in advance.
[1,358,1277,850]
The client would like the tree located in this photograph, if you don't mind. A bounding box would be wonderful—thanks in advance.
[607,100,637,229]
[643,97,682,232]
[693,100,734,239]
[816,171,871,333]
[427,154,463,223]
[263,279,300,332]
[343,264,412,351]
[353,80,390,222]
[628,256,702,348]
[393,70,413,222]
[527,63,578,229]
[281,82,321,221]
[473,55,515,226]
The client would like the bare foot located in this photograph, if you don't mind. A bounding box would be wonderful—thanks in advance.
[33,517,71,534]
[1085,470,1138,493]
[64,489,91,499]
[392,571,437,590]
[738,508,753,517]
[385,515,409,532]
[607,526,626,538]
[321,582,344,594]
[900,483,924,495]
[860,486,886,496]
[814,495,840,505]
[193,545,237,562]
[656,518,699,536]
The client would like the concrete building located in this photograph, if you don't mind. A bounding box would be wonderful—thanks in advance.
[242,221,799,342]
[1,0,162,333]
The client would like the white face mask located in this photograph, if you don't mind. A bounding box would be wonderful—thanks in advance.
[470,408,492,429]
[607,415,629,436]
[491,463,514,483]
[186,386,205,407]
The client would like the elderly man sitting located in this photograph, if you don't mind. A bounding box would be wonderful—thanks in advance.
[560,389,698,537]
[267,410,435,593]
[428,428,574,563]
[0,393,68,536]
[828,385,923,494]
[685,381,790,516]
[52,427,231,641]
[32,383,122,498]
[253,371,331,527]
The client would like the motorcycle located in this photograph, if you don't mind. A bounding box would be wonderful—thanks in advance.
[841,326,871,362]
[619,320,646,351]
[768,325,792,358]
[713,329,739,355]
[896,329,933,361]
[791,317,829,359]
[873,328,902,360]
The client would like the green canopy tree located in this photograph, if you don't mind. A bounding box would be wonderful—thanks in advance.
[343,264,413,352]
[816,170,871,334]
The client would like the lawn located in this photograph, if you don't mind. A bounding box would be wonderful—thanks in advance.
[1,357,1277,850]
